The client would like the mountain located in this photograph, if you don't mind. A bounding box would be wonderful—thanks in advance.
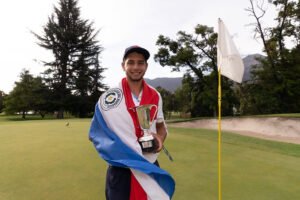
[242,54,264,82]
[145,54,264,92]
[145,77,182,93]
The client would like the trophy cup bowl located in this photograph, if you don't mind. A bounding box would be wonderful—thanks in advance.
[135,104,158,152]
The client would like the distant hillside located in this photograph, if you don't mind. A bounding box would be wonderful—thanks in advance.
[145,54,264,92]
[145,77,182,93]
[242,54,264,82]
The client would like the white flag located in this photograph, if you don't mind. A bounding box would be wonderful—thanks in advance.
[217,19,244,83]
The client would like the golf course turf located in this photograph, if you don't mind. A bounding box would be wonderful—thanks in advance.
[0,119,299,199]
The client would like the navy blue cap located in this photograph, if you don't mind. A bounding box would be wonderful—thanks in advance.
[123,45,150,61]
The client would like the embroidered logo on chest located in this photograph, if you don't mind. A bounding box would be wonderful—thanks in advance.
[100,88,123,110]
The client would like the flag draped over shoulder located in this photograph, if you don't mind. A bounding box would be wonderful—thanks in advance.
[217,18,244,83]
[89,79,175,200]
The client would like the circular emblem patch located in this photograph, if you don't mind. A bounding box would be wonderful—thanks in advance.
[100,88,123,110]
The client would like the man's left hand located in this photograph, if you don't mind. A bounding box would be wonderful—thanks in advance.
[151,133,163,153]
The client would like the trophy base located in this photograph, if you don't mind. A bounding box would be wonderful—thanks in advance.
[139,135,156,153]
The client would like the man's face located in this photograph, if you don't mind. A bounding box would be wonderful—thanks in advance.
[122,52,148,82]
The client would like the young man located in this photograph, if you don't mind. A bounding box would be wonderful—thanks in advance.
[89,46,175,200]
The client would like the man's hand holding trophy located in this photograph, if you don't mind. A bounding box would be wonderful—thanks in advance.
[135,104,173,161]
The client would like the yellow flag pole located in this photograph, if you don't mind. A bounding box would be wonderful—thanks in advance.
[218,69,222,200]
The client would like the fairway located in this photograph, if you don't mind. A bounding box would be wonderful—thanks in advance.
[1,119,300,200]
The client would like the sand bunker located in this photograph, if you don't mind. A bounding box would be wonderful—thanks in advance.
[169,117,300,144]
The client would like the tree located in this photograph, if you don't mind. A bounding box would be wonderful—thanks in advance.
[173,74,194,116]
[0,90,6,113]
[89,52,107,104]
[242,0,300,114]
[156,86,176,119]
[31,77,53,118]
[33,0,106,118]
[4,70,50,119]
[72,52,107,117]
[155,25,237,117]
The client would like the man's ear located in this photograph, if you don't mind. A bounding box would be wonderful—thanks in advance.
[121,62,125,71]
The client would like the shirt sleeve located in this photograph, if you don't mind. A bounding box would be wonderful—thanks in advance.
[156,93,164,123]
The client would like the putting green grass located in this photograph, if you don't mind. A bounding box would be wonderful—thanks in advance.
[0,119,300,200]
[0,119,106,200]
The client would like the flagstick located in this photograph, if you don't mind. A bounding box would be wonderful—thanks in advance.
[218,69,222,200]
[217,18,244,200]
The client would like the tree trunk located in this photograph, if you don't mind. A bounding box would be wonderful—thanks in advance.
[57,109,64,119]
[22,111,26,119]
[40,111,45,118]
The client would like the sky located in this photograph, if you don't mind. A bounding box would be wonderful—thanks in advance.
[0,0,277,94]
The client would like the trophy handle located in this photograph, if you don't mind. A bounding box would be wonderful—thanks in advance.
[134,104,158,131]
[149,104,158,124]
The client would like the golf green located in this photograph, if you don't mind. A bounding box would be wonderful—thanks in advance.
[0,119,299,199]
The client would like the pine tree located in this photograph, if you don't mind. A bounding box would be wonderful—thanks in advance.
[33,0,106,118]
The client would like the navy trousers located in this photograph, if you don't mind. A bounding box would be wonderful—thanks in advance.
[105,161,159,200]
[105,165,131,200]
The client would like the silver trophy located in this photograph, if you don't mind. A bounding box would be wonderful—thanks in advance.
[135,104,158,152]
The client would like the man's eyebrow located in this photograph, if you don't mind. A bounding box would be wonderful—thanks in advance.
[126,59,145,62]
